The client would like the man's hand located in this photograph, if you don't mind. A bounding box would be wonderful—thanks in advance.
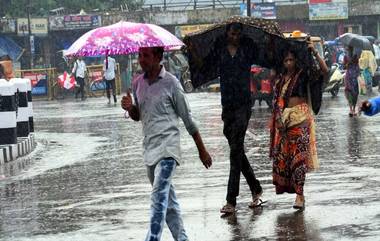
[121,89,133,111]
[307,41,317,55]
[199,150,212,169]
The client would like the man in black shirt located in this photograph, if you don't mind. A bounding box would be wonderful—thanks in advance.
[214,23,264,214]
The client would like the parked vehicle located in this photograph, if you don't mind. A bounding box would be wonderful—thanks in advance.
[324,63,344,97]
[165,51,194,93]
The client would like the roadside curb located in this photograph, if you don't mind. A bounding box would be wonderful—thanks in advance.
[0,134,36,165]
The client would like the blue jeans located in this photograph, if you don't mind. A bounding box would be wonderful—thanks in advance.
[145,158,188,241]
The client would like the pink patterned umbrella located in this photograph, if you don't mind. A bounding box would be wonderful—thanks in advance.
[64,21,184,57]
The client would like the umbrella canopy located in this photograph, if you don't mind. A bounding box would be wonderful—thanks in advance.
[184,15,324,114]
[364,35,376,44]
[338,33,372,52]
[183,16,314,89]
[325,40,339,46]
[64,21,184,57]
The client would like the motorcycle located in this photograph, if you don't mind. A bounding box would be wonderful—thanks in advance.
[324,63,344,97]
[180,65,194,93]
[165,52,194,93]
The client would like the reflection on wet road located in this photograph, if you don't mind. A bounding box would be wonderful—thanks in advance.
[0,93,379,241]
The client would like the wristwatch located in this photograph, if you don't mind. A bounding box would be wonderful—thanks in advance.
[313,51,319,57]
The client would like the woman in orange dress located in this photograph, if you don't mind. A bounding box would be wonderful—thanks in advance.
[270,44,328,210]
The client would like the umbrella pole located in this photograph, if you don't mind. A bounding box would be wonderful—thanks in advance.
[106,50,109,70]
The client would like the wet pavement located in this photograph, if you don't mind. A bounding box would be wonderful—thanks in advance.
[0,91,380,241]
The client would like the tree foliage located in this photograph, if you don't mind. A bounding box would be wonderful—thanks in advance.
[0,0,144,18]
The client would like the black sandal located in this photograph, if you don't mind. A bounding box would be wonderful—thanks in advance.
[249,198,267,208]
[248,191,267,208]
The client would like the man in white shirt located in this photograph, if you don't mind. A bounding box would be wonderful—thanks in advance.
[72,57,87,100]
[103,56,117,104]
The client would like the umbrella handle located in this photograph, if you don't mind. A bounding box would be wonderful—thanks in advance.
[106,50,109,70]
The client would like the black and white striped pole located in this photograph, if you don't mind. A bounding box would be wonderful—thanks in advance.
[0,79,17,145]
[25,78,34,132]
[10,78,30,137]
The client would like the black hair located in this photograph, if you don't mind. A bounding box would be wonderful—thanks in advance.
[226,23,243,33]
[0,55,11,61]
[152,47,164,61]
[281,48,302,73]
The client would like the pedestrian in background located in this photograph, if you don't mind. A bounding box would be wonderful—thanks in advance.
[360,96,380,116]
[72,56,87,100]
[359,50,377,95]
[270,43,328,210]
[121,46,212,241]
[343,46,360,117]
[0,54,14,80]
[103,55,117,104]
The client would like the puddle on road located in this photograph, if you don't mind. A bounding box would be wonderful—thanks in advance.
[0,132,106,182]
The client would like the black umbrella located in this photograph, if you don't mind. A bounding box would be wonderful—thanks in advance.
[338,33,372,52]
[364,35,376,44]
[183,16,314,89]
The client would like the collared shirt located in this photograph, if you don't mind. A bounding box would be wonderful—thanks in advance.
[208,37,270,108]
[72,60,86,78]
[103,57,116,80]
[132,66,198,166]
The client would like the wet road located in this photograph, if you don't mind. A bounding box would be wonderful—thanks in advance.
[0,92,379,241]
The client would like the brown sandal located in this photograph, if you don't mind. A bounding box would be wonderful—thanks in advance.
[220,203,236,214]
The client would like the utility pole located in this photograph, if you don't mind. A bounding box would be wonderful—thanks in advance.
[27,0,33,68]
[247,0,251,16]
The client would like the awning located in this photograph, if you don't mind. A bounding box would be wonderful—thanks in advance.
[0,36,24,61]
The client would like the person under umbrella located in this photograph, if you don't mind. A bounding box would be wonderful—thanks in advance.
[343,46,361,117]
[121,47,212,241]
[190,22,272,214]
[185,16,314,214]
[270,42,328,210]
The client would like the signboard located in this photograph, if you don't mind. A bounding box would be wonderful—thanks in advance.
[175,24,213,38]
[0,19,16,33]
[309,0,348,20]
[240,3,277,19]
[17,18,48,36]
[49,15,101,30]
[23,72,48,95]
[30,36,35,55]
